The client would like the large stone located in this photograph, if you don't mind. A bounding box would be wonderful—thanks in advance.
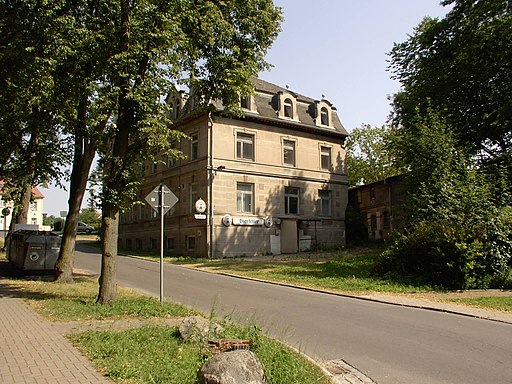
[198,350,266,384]
[178,316,223,342]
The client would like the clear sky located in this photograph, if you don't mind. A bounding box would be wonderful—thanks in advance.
[41,0,451,217]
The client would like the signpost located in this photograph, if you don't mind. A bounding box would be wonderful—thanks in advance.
[145,184,178,303]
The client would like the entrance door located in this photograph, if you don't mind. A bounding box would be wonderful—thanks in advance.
[280,219,298,254]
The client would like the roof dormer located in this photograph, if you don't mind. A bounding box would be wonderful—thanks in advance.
[313,100,334,128]
[276,91,299,121]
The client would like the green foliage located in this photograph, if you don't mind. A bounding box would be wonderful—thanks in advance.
[79,208,100,227]
[388,0,512,198]
[344,204,369,245]
[346,124,401,187]
[378,110,512,289]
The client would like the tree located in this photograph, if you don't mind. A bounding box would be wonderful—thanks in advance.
[345,124,401,187]
[377,110,512,289]
[388,0,512,200]
[96,0,282,304]
[0,0,70,231]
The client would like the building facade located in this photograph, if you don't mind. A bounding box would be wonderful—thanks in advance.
[0,185,45,234]
[119,78,349,257]
[348,175,405,241]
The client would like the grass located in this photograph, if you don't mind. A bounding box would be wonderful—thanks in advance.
[72,324,331,384]
[447,296,512,312]
[175,248,433,294]
[0,252,332,384]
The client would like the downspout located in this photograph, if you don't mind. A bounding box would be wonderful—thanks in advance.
[207,113,214,259]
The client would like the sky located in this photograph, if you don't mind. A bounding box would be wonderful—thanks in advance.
[41,0,451,217]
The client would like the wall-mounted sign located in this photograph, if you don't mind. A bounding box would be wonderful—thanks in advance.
[222,214,233,227]
[264,216,273,228]
[233,217,264,226]
[195,198,207,214]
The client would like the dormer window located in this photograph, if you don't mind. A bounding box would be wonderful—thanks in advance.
[284,98,293,118]
[320,107,329,125]
[277,91,298,120]
[314,100,333,127]
[240,96,250,109]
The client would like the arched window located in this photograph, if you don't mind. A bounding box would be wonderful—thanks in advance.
[284,98,293,118]
[320,107,329,125]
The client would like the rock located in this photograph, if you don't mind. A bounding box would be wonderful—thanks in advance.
[178,316,223,342]
[198,350,266,384]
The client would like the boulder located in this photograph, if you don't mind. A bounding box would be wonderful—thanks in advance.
[178,316,223,342]
[198,350,266,384]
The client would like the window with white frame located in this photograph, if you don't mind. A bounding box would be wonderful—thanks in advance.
[283,139,295,166]
[236,132,254,161]
[320,146,331,170]
[318,190,332,217]
[30,201,38,211]
[285,186,299,215]
[237,183,253,213]
[240,96,250,109]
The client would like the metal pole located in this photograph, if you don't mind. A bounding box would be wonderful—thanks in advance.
[159,184,164,303]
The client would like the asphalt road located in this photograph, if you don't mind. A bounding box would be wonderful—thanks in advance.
[75,247,512,384]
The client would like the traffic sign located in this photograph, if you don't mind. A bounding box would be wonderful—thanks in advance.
[145,185,178,215]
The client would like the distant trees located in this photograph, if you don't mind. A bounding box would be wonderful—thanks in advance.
[345,124,401,187]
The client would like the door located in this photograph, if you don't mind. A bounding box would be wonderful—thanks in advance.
[280,219,298,253]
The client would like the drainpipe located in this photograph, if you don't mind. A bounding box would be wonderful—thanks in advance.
[207,113,214,259]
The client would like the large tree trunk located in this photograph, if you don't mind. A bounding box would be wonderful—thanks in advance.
[54,95,107,282]
[96,202,118,304]
[96,0,132,304]
[15,185,31,225]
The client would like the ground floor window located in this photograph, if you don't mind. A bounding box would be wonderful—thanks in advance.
[285,186,299,214]
[187,235,196,251]
[318,190,332,217]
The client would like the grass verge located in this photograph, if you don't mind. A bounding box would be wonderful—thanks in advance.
[72,324,331,384]
[447,296,512,312]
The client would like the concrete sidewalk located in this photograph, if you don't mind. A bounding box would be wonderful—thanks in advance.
[0,284,110,384]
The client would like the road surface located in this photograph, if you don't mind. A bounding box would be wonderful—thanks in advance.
[75,247,512,384]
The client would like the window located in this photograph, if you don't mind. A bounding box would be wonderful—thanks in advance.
[283,140,295,166]
[320,146,331,170]
[240,96,250,109]
[236,132,254,161]
[190,183,198,213]
[284,98,293,118]
[370,215,377,231]
[167,237,175,250]
[383,211,390,229]
[30,201,37,211]
[370,187,376,201]
[31,218,37,225]
[0,199,4,208]
[152,162,158,173]
[151,238,157,250]
[285,187,299,215]
[319,190,331,217]
[187,235,196,250]
[190,133,198,160]
[237,183,253,213]
[320,107,329,126]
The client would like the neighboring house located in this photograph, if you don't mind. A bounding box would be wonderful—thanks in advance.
[347,175,405,241]
[0,185,45,233]
[119,78,349,258]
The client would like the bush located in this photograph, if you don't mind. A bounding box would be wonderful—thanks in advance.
[375,207,512,290]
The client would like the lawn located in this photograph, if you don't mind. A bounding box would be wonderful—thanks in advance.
[174,247,432,294]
